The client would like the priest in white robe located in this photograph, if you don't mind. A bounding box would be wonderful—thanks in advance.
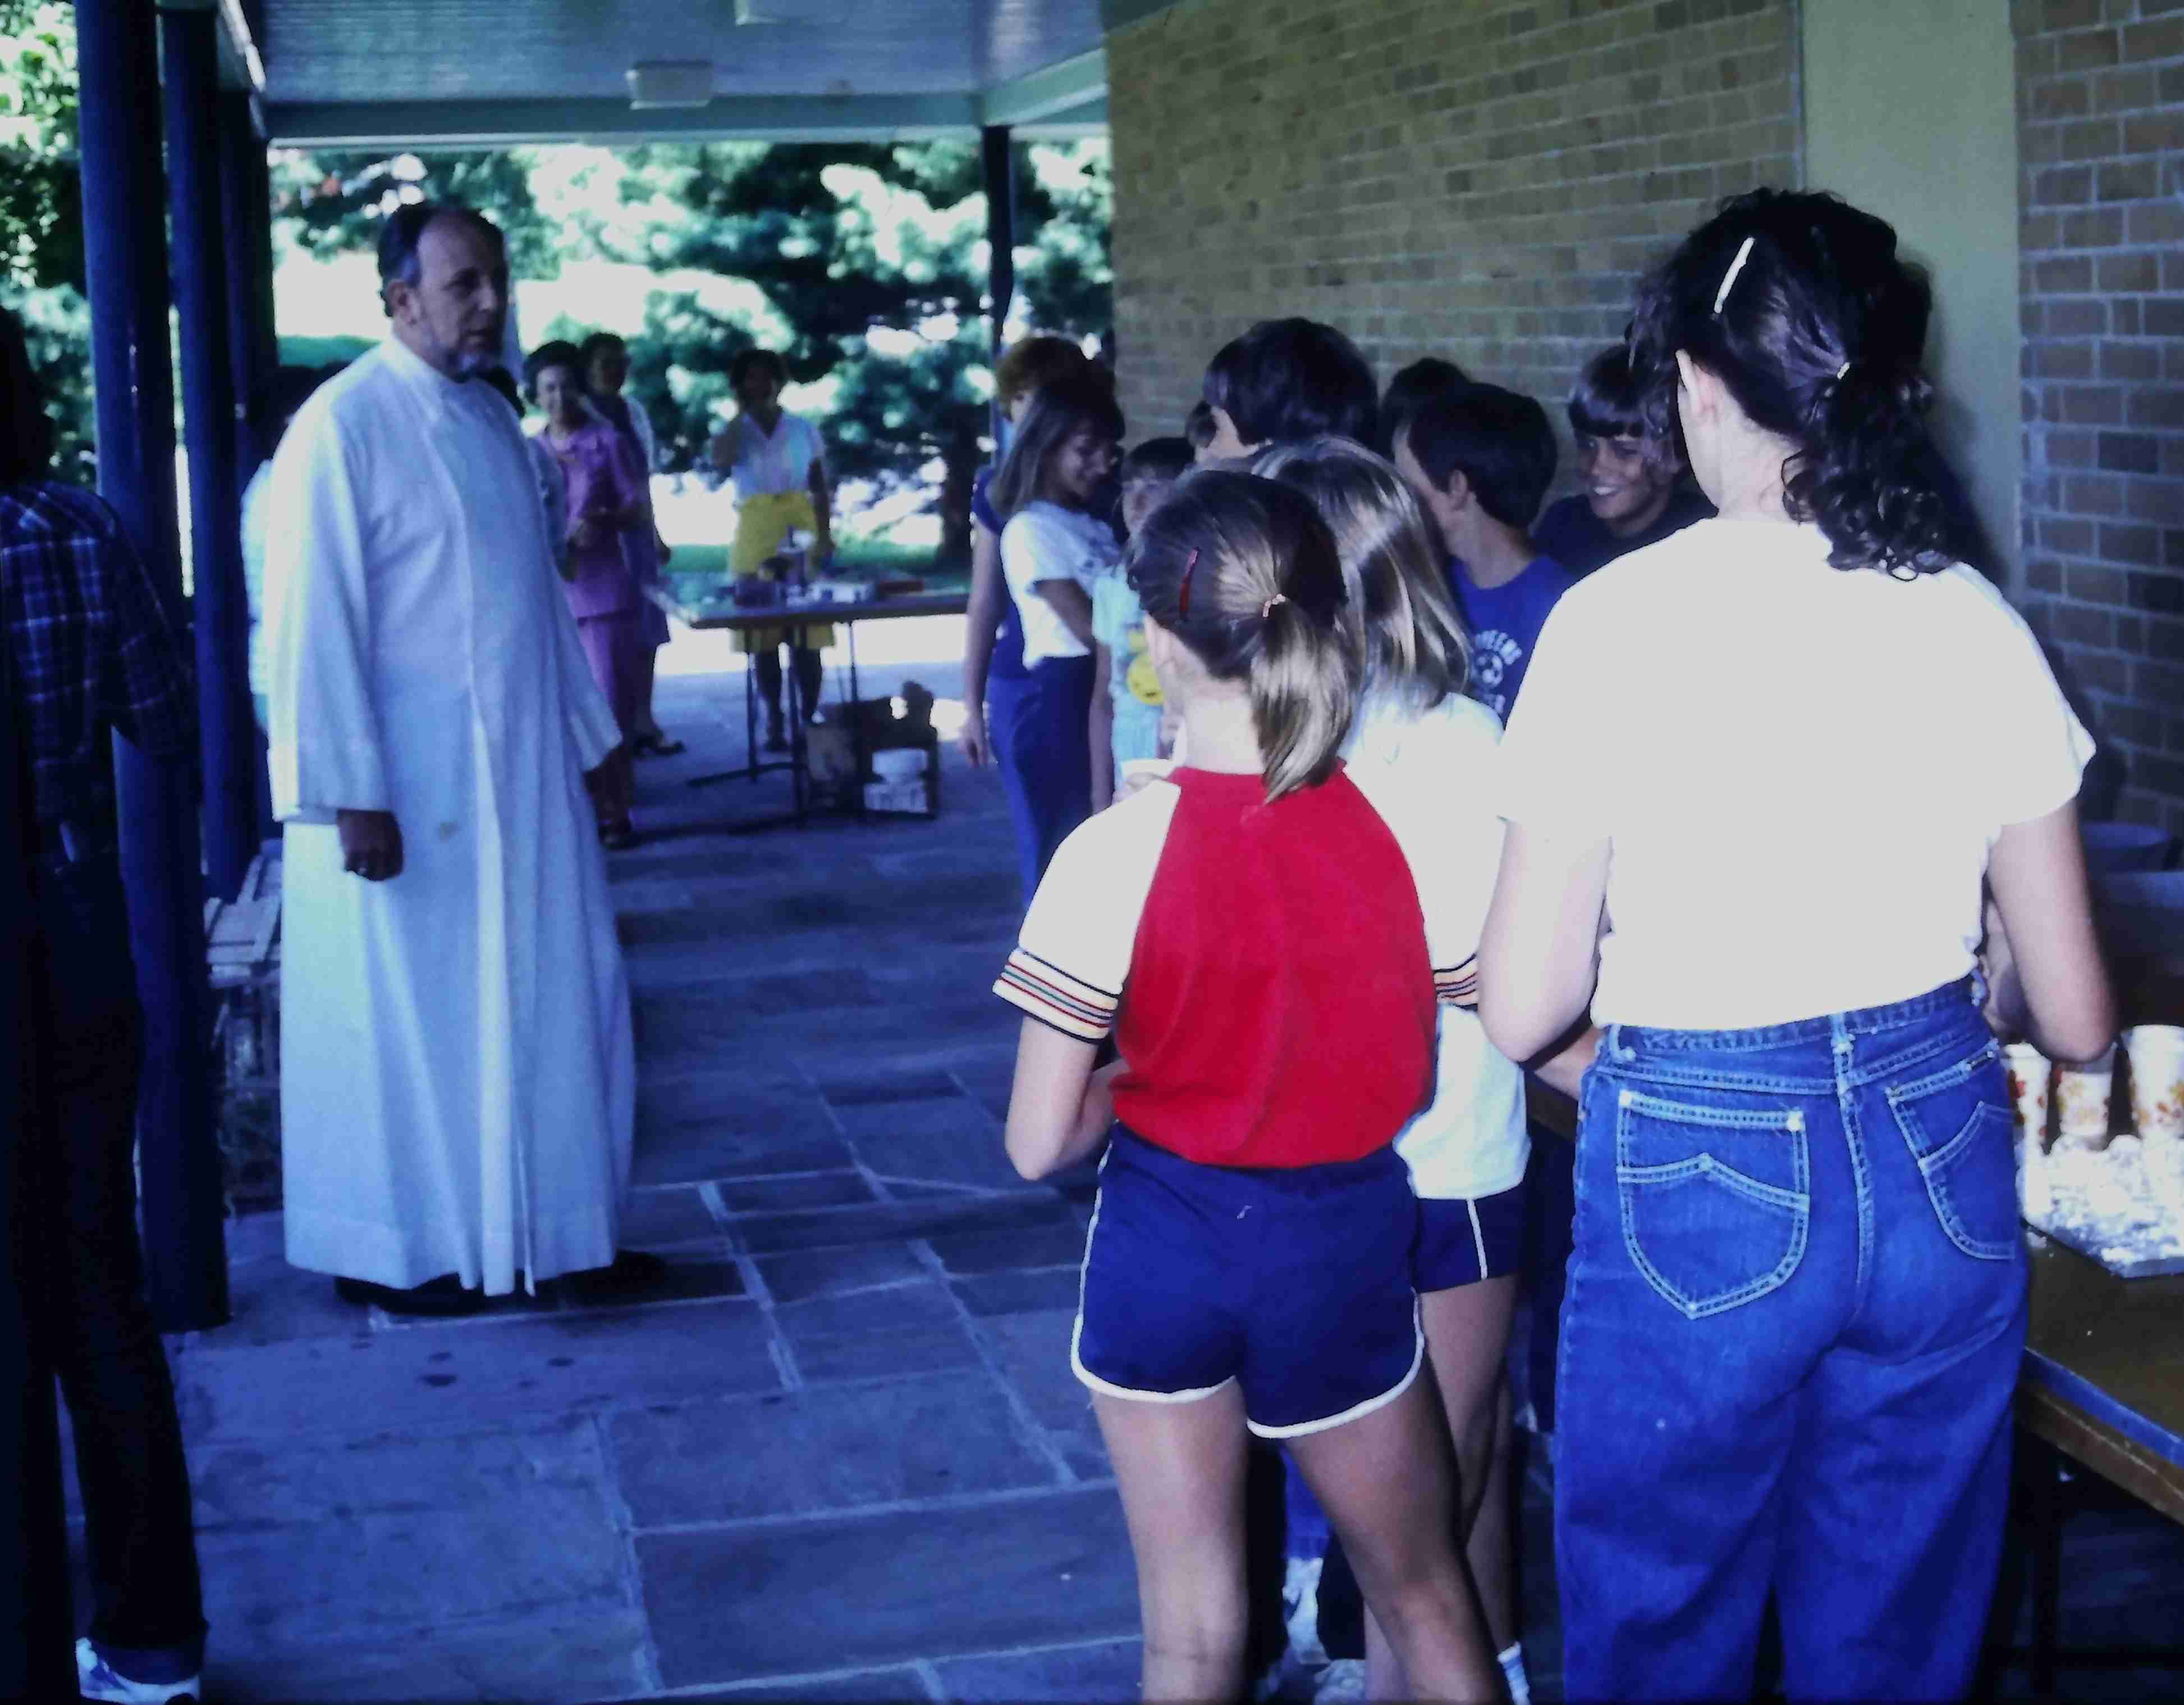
[263,203,643,1308]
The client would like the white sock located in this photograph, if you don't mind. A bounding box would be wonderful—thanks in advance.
[1497,1643,1530,1705]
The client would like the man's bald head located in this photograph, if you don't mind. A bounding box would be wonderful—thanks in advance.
[379,203,509,379]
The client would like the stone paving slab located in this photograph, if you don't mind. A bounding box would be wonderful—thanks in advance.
[607,1372,1059,1526]
[213,1603,654,1703]
[196,1418,629,1653]
[639,1488,1138,1688]
[933,1637,1146,1702]
[177,1299,781,1441]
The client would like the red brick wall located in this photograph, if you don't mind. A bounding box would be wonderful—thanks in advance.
[2016,0,2184,832]
[1105,0,1801,473]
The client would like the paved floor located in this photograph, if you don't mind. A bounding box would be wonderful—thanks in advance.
[72,637,2184,1701]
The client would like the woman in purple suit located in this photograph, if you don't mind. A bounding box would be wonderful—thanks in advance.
[527,339,645,848]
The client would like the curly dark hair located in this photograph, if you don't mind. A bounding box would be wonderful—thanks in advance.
[521,339,585,406]
[730,347,789,391]
[1628,188,1950,575]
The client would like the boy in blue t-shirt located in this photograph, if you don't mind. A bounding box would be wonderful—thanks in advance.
[1393,383,1575,723]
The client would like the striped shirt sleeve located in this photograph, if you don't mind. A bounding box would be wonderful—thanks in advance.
[994,780,1178,1042]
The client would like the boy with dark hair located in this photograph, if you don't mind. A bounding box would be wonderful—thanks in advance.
[1200,318,1377,457]
[1394,384,1575,723]
[1379,355,1471,453]
[1533,343,1714,577]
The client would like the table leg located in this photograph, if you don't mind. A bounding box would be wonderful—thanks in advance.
[847,621,866,822]
[743,650,758,784]
[786,634,807,821]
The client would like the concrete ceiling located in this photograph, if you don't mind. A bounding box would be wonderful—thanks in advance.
[236,0,1129,145]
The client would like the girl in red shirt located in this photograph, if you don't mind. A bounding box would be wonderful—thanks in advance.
[996,469,1501,1702]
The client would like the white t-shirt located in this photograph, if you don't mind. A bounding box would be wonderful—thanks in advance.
[1344,688,1530,1198]
[1498,518,2094,1030]
[1000,502,1119,666]
[716,410,823,502]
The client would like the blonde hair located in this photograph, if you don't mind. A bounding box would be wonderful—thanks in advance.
[1123,470,1358,802]
[1252,437,1469,711]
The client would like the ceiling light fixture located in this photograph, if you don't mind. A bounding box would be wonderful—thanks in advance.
[626,61,715,109]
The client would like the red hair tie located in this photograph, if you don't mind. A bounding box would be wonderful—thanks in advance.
[1177,547,1199,619]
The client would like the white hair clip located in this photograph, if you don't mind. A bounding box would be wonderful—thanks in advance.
[1835,360,1852,381]
[1712,236,1755,316]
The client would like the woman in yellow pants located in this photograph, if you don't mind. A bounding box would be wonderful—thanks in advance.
[710,349,835,749]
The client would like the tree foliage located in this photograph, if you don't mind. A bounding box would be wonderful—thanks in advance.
[273,135,1112,558]
[0,0,92,471]
[599,138,1112,557]
[271,148,563,282]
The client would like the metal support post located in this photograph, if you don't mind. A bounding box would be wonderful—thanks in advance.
[75,0,230,1331]
[163,2,255,902]
[982,124,1017,366]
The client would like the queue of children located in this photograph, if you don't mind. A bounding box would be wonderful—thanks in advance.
[985,187,2112,1705]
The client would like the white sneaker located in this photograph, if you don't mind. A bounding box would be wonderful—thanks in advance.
[1282,1553,1329,1668]
[75,1639,200,1704]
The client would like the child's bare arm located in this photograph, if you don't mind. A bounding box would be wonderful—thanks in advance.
[1004,1020,1118,1179]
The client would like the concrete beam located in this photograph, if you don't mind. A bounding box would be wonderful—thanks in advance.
[1101,0,1179,28]
[265,93,987,149]
[980,48,1106,127]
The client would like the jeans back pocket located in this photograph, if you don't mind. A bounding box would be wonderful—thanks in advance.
[1614,1087,1811,1319]
[1887,1045,2017,1261]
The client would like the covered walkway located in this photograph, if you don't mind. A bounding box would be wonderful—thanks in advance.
[151,666,1153,1701]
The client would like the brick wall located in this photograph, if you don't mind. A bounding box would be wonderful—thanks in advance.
[1105,0,1801,468]
[2015,0,2184,833]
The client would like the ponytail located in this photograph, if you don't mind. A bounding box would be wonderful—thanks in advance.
[1123,469,1359,802]
[1251,583,1357,799]
[1628,188,1954,575]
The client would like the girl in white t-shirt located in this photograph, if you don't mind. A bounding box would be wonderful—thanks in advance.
[1479,189,2113,1703]
[1259,436,1573,1705]
[987,373,1124,898]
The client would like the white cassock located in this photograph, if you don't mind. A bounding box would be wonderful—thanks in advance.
[263,339,634,1294]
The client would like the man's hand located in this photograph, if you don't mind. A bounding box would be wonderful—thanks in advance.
[959,708,992,768]
[585,747,633,816]
[337,809,404,881]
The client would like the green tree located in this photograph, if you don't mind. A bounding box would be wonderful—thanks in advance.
[0,0,93,472]
[608,138,1111,561]
[271,147,564,282]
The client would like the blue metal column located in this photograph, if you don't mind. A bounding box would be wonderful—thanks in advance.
[219,92,278,472]
[163,1,255,903]
[982,124,1017,362]
[75,0,230,1331]
[218,92,278,840]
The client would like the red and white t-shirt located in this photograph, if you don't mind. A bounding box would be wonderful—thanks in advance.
[995,765,1438,1169]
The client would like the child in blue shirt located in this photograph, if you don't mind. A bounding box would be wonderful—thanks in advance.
[1090,437,1193,807]
[1393,383,1576,723]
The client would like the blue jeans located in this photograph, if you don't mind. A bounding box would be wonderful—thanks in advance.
[1557,978,2025,1702]
[988,654,1093,908]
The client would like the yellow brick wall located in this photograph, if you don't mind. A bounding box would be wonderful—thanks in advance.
[1105,0,1801,477]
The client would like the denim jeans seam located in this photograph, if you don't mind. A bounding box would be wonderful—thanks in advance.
[1832,1016,1876,1299]
[1844,1027,1995,1093]
[1614,1063,1833,1096]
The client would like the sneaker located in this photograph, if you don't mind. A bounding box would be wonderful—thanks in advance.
[76,1639,200,1704]
[1282,1554,1329,1668]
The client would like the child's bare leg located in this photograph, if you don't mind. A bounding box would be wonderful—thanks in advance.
[1366,1276,1520,1698]
[1289,1378,1502,1703]
[1092,1386,1253,1703]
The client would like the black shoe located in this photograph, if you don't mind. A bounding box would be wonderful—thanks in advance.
[763,724,789,752]
[334,1274,488,1317]
[558,1249,671,1305]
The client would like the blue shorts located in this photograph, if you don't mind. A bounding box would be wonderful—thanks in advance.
[1412,1183,1526,1293]
[1073,1128,1423,1438]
